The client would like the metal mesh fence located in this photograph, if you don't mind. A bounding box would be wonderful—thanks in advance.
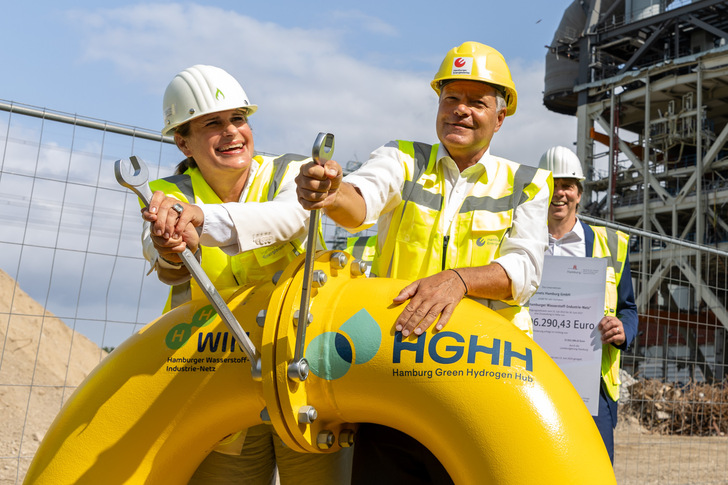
[591,216,728,485]
[1,101,726,484]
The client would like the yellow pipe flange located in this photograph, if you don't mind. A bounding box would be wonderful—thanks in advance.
[262,250,362,453]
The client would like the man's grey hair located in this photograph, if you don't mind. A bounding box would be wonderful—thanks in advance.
[495,92,507,114]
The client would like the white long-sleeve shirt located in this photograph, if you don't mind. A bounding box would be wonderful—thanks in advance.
[546,217,586,257]
[343,141,550,306]
[198,160,309,254]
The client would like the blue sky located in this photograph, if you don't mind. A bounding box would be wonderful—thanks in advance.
[1,0,577,166]
[1,0,580,348]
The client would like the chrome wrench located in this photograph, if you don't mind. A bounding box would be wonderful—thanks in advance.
[114,155,262,379]
[287,133,335,381]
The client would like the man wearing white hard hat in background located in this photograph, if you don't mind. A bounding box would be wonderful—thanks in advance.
[539,146,638,464]
[141,65,350,484]
[296,42,553,484]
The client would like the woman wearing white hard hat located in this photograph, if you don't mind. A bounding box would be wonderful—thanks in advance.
[141,65,351,484]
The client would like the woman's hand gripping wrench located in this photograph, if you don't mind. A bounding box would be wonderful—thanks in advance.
[287,133,335,382]
[114,156,262,379]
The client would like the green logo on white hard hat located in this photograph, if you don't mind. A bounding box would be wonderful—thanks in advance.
[215,88,225,100]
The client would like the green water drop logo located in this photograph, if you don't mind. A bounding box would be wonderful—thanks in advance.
[305,309,382,380]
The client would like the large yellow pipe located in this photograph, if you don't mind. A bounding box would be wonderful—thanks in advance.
[23,282,273,484]
[25,252,615,484]
[264,252,615,484]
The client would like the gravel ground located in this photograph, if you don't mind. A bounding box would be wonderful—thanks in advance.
[613,414,728,485]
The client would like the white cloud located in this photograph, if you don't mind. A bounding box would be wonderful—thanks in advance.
[494,59,578,167]
[328,10,399,37]
[68,3,576,167]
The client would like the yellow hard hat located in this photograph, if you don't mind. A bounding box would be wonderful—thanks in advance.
[431,42,518,116]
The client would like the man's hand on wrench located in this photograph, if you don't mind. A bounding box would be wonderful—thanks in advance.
[295,160,367,229]
[295,159,343,210]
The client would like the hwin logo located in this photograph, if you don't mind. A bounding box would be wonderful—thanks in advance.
[165,306,217,350]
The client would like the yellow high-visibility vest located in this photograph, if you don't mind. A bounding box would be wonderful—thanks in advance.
[590,224,630,401]
[149,154,311,311]
[345,235,377,261]
[372,140,553,336]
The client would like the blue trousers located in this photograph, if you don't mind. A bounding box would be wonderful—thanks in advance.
[593,384,618,464]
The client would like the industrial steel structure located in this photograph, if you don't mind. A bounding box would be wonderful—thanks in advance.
[544,0,728,382]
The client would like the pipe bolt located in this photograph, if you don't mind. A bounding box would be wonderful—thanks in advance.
[298,405,318,424]
[312,270,328,287]
[317,430,335,450]
[338,429,356,448]
[331,251,348,269]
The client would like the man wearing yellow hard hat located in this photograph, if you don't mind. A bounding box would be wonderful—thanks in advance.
[296,41,553,483]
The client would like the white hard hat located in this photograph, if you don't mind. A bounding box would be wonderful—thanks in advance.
[162,65,258,136]
[538,146,585,181]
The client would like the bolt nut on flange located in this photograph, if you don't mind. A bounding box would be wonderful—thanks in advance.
[298,405,318,424]
[351,260,368,276]
[287,358,310,381]
[293,309,313,327]
[338,429,356,448]
[256,310,266,327]
[330,251,348,269]
[312,270,328,287]
[259,407,271,424]
[272,270,283,285]
[317,430,335,450]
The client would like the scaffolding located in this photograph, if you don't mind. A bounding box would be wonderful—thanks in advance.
[545,0,728,372]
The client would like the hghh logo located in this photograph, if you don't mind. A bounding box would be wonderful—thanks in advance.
[305,309,382,380]
[165,306,217,350]
[215,88,225,100]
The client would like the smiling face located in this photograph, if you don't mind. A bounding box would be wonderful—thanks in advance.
[174,108,254,187]
[549,178,582,227]
[436,80,506,170]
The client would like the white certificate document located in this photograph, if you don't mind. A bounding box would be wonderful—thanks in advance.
[531,255,607,415]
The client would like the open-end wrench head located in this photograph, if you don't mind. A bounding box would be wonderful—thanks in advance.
[114,156,153,206]
[312,132,335,166]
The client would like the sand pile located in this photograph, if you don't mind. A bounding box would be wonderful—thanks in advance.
[0,268,107,483]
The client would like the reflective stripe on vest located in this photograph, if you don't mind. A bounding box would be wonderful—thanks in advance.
[346,235,377,261]
[590,224,630,401]
[373,140,552,336]
[150,153,309,312]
